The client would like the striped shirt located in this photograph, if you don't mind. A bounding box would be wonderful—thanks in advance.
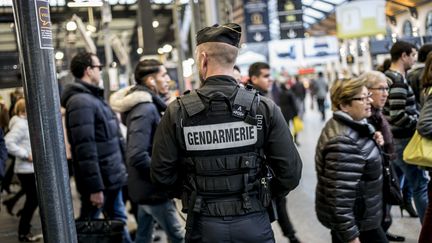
[383,70,419,138]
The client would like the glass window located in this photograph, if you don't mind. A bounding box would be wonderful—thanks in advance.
[304,8,325,19]
[302,0,315,5]
[403,20,413,37]
[0,0,12,6]
[328,0,347,4]
[312,1,333,12]
[303,15,316,25]
[426,11,432,35]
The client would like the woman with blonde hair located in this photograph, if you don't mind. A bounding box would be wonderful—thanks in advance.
[315,78,388,243]
[361,71,406,242]
[5,98,40,242]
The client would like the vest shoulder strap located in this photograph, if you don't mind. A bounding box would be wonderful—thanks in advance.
[232,86,256,118]
[179,90,206,117]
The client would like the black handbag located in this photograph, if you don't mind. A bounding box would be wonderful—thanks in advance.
[381,151,403,205]
[75,213,125,243]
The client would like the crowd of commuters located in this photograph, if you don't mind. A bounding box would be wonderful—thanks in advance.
[0,22,431,243]
[312,41,432,243]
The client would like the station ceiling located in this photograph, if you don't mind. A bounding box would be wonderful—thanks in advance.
[306,0,431,35]
[0,0,430,51]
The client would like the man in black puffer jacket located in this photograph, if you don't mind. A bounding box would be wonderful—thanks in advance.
[61,52,131,242]
[110,59,184,243]
[315,78,386,243]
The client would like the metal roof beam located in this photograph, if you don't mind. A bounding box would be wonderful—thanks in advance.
[388,0,411,8]
[303,4,328,15]
[304,13,321,22]
[318,0,337,7]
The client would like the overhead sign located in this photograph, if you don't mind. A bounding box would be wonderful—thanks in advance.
[269,37,339,72]
[369,39,392,55]
[336,0,386,39]
[303,36,339,58]
[269,39,304,73]
[278,0,304,39]
[243,0,270,43]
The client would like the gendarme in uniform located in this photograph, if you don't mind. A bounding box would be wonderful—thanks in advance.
[150,23,302,243]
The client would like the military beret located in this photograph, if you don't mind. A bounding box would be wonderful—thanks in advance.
[196,23,242,48]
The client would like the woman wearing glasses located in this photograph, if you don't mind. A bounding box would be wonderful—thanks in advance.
[315,78,388,243]
[362,71,406,242]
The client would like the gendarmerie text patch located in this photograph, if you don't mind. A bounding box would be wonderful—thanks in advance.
[184,121,257,151]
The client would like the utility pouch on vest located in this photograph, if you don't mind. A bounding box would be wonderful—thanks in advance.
[185,191,198,242]
[178,86,266,218]
[258,164,274,207]
[267,199,278,222]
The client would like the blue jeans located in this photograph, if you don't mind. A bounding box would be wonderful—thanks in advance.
[79,189,132,243]
[113,190,133,243]
[135,200,184,243]
[394,165,414,200]
[393,137,429,223]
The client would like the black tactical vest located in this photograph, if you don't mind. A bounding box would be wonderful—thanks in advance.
[177,85,267,217]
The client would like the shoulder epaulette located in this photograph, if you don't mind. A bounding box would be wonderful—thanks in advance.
[179,91,205,117]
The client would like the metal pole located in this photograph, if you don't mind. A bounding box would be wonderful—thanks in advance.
[11,1,76,242]
[137,0,158,55]
[189,0,200,84]
[173,0,185,92]
[102,1,113,100]
[204,0,218,26]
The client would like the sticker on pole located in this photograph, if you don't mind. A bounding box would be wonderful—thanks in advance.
[35,0,53,49]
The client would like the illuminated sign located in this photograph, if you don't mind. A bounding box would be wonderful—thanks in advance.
[336,0,386,39]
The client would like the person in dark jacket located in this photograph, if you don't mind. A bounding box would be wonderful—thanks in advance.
[407,44,432,106]
[315,77,387,243]
[313,72,328,121]
[275,82,301,243]
[418,52,432,243]
[248,62,271,96]
[363,71,406,242]
[279,81,300,147]
[110,59,184,243]
[291,76,306,117]
[279,82,298,124]
[151,23,302,243]
[61,52,131,242]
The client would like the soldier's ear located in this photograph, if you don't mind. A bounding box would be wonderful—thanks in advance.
[201,52,208,65]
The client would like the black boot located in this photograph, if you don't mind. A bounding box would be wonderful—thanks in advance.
[400,199,418,218]
[2,199,16,216]
[386,232,405,242]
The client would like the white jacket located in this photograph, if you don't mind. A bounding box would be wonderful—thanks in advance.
[5,115,33,174]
